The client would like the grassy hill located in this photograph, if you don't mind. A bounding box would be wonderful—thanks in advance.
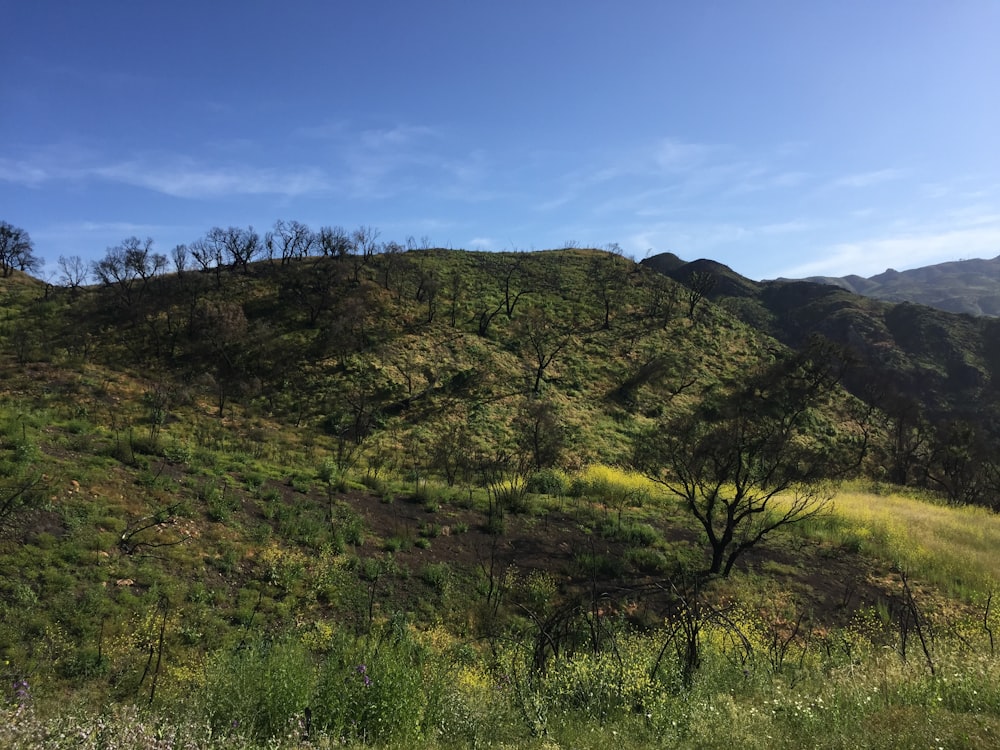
[645,252,1000,495]
[3,247,1000,747]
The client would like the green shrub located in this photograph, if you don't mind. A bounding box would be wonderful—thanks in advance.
[624,546,670,574]
[421,562,452,594]
[383,536,407,552]
[526,468,567,496]
[202,638,312,741]
[288,473,312,494]
[361,473,387,495]
[201,480,240,522]
[311,624,443,745]
[602,519,661,545]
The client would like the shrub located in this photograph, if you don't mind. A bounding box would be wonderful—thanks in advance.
[624,546,670,574]
[311,623,443,745]
[421,562,452,594]
[525,468,568,496]
[202,637,312,741]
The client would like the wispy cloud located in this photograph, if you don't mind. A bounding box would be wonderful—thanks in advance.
[0,147,330,198]
[538,136,809,217]
[317,123,499,202]
[34,220,184,244]
[652,138,718,171]
[830,168,905,189]
[624,218,812,261]
[93,159,329,198]
[0,158,51,187]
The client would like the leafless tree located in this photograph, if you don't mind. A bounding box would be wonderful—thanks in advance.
[208,226,261,273]
[352,225,380,258]
[267,219,317,264]
[91,237,167,308]
[317,225,351,258]
[517,304,576,393]
[56,254,89,289]
[170,244,189,274]
[0,222,41,277]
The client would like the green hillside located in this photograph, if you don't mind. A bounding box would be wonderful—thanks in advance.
[3,244,1000,748]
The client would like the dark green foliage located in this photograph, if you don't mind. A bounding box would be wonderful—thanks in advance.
[636,339,857,576]
[203,638,312,740]
[525,468,567,496]
[311,623,442,745]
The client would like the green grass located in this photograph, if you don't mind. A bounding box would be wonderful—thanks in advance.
[801,483,1000,599]
[6,606,1000,749]
[5,249,1000,747]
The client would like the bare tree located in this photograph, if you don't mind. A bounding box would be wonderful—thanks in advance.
[91,237,166,308]
[0,472,45,534]
[352,225,380,258]
[589,252,629,330]
[188,237,223,273]
[472,254,530,336]
[56,254,89,290]
[684,270,717,319]
[267,219,317,264]
[516,304,576,394]
[192,300,252,416]
[209,226,261,273]
[317,225,351,258]
[170,244,189,275]
[0,222,42,277]
[378,241,405,293]
[411,263,441,323]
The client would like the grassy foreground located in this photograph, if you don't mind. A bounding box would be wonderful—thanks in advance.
[6,480,1000,749]
[4,612,1000,749]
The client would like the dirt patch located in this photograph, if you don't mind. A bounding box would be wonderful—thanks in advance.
[333,487,906,632]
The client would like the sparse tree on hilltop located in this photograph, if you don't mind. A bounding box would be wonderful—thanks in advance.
[267,220,318,264]
[56,254,89,290]
[92,237,167,309]
[0,222,41,277]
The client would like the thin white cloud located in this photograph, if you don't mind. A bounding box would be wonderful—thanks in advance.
[359,125,438,150]
[93,159,329,199]
[319,123,499,202]
[0,158,51,187]
[830,168,905,189]
[652,138,717,171]
[759,220,813,235]
[293,119,350,140]
[541,137,809,218]
[0,147,330,199]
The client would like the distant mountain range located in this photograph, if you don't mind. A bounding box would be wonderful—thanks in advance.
[785,255,1000,316]
[641,252,1000,422]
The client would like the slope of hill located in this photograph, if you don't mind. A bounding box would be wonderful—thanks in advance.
[791,254,1000,316]
[4,247,1000,747]
[644,253,997,418]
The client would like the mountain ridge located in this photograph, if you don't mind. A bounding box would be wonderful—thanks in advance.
[778,253,1000,316]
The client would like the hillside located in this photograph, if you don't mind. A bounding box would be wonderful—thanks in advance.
[644,252,1000,499]
[4,246,1000,747]
[792,254,1000,316]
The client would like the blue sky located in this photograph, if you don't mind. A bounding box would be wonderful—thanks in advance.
[4,1,999,280]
